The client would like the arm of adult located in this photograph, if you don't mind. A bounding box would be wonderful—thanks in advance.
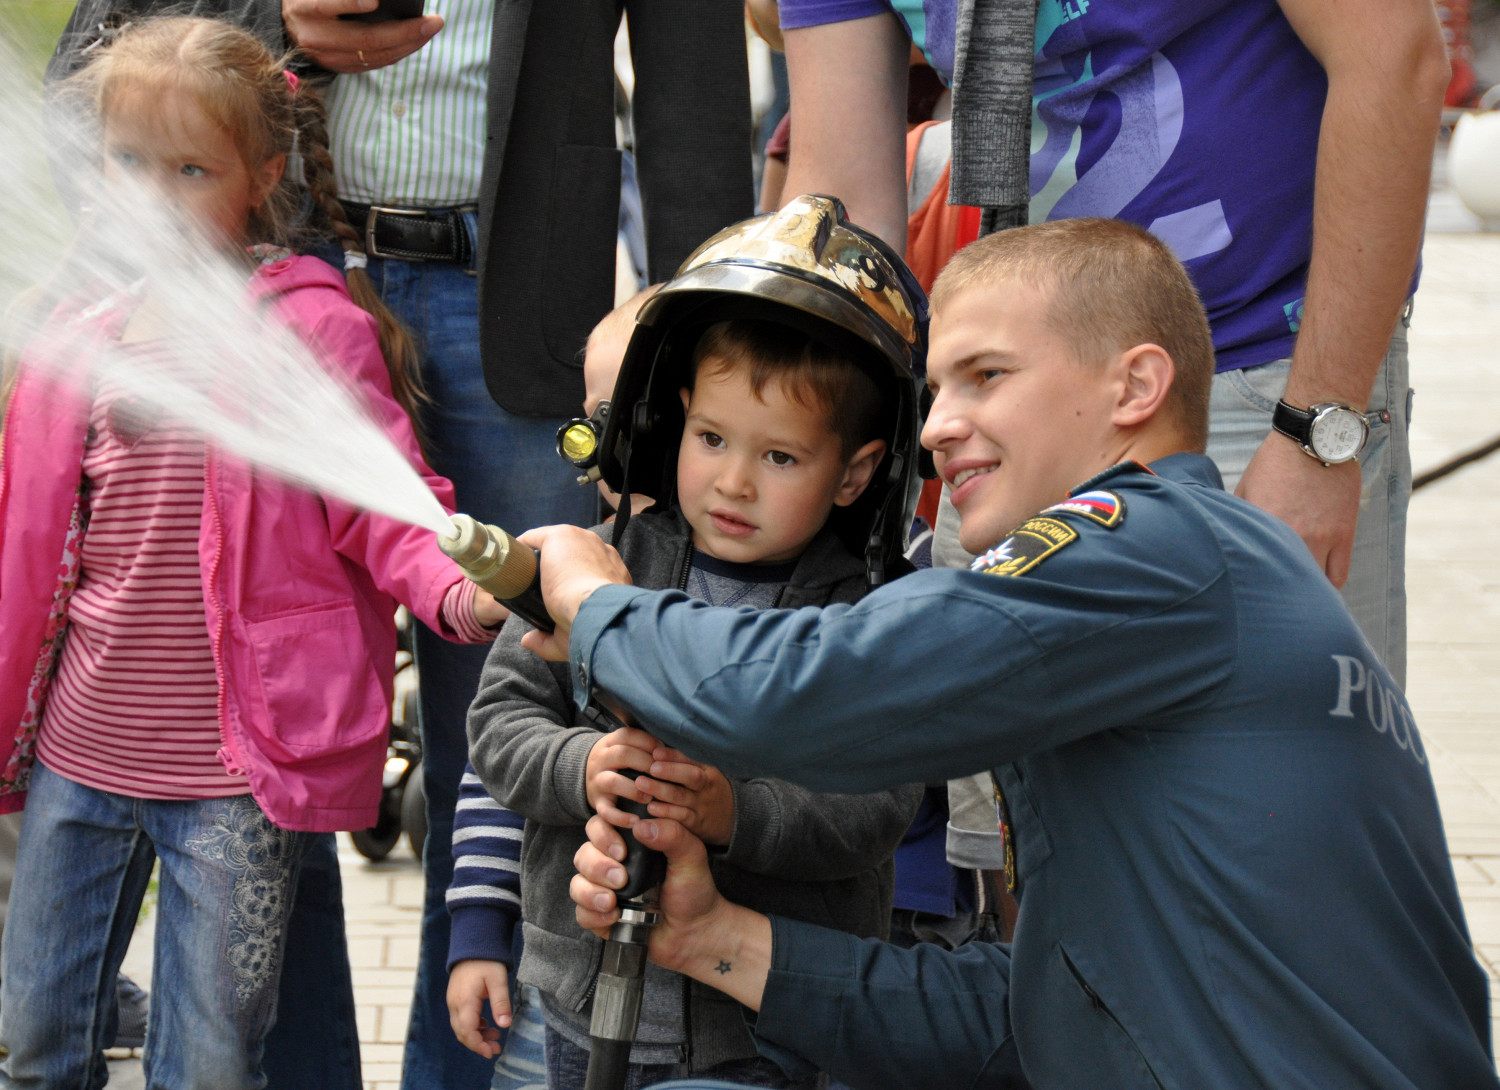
[282,0,443,73]
[572,815,1022,1089]
[1235,0,1447,586]
[555,491,1237,794]
[780,16,911,249]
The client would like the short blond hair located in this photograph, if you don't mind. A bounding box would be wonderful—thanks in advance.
[932,219,1215,449]
[584,283,661,411]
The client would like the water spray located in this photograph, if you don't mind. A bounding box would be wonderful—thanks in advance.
[0,26,451,537]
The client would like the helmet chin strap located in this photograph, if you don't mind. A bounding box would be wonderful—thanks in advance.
[610,469,633,549]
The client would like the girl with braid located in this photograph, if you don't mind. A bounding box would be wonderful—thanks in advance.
[0,17,508,1085]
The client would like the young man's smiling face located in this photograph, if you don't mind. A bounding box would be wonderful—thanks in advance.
[677,361,883,565]
[923,280,1125,555]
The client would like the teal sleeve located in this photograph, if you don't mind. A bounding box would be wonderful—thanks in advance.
[567,549,1233,794]
[750,917,1023,1089]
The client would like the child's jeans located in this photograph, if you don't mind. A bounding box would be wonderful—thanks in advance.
[542,1026,824,1090]
[0,762,314,1090]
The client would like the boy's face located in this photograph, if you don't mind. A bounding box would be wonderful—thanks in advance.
[677,361,883,564]
[923,280,1124,554]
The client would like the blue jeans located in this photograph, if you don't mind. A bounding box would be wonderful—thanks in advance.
[1206,311,1412,686]
[360,216,597,1090]
[0,763,314,1090]
[263,833,360,1088]
[542,1027,820,1090]
[490,984,548,1090]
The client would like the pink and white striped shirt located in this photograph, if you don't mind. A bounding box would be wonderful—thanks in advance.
[38,340,487,800]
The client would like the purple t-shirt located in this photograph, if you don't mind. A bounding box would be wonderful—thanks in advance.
[780,0,1340,372]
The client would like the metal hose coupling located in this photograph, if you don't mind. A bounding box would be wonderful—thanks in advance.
[437,513,554,632]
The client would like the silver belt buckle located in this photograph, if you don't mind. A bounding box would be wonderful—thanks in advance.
[364,205,430,261]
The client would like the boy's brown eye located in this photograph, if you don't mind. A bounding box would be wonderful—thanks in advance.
[768,451,794,466]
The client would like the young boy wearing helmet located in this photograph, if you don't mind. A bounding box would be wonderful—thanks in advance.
[461,196,927,1087]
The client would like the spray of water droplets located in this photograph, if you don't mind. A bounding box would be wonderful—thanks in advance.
[0,26,452,535]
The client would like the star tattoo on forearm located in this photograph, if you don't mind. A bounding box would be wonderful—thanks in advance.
[714,960,732,974]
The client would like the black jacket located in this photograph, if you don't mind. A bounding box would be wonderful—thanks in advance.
[48,0,753,417]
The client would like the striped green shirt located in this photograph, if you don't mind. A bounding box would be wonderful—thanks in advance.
[327,0,492,205]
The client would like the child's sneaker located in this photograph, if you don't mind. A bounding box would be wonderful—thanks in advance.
[109,973,149,1054]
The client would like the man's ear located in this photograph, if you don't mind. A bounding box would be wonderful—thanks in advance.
[833,438,887,507]
[1111,343,1174,430]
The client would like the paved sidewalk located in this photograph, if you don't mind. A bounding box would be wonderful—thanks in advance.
[1405,230,1500,1060]
[340,837,426,1090]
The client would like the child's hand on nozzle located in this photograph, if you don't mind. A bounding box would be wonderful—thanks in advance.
[445,958,511,1058]
[472,590,510,629]
[636,747,736,847]
[585,725,662,824]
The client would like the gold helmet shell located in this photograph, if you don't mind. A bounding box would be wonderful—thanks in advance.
[594,195,930,586]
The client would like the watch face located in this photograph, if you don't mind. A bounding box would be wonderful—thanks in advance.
[1309,408,1366,463]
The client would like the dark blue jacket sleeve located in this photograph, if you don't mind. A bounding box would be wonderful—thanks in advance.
[446,762,524,970]
[752,918,1026,1090]
[568,521,1235,794]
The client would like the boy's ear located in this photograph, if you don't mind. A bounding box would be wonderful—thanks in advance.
[1110,343,1174,430]
[679,387,691,413]
[833,438,887,507]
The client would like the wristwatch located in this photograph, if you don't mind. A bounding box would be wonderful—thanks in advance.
[1271,400,1369,466]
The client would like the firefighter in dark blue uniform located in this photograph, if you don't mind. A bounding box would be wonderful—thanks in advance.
[530,219,1496,1090]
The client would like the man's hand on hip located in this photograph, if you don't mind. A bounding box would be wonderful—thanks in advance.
[1237,431,1362,587]
[282,0,442,73]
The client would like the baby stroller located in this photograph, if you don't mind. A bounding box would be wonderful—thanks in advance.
[350,608,428,861]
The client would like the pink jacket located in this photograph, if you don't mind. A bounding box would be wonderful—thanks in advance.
[0,255,481,832]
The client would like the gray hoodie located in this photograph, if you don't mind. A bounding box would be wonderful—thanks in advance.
[467,509,922,1072]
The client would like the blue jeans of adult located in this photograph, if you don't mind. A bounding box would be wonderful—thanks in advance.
[1205,309,1412,687]
[0,763,314,1090]
[263,832,360,1088]
[358,212,597,1089]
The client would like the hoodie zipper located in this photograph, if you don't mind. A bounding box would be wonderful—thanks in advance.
[0,381,17,517]
[202,450,242,777]
[676,540,694,592]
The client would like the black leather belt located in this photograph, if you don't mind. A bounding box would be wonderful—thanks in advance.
[340,201,475,265]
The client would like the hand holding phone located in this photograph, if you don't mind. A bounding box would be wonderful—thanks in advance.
[340,0,424,24]
[282,0,441,73]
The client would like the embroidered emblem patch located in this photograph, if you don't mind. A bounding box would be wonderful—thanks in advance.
[971,516,1078,577]
[1043,489,1125,529]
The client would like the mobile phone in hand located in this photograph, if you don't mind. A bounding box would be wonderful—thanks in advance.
[340,0,424,23]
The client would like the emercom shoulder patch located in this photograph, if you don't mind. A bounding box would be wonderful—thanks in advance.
[1042,489,1125,529]
[971,516,1078,578]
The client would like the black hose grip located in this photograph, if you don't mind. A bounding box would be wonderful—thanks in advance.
[583,1037,632,1090]
[615,782,666,905]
